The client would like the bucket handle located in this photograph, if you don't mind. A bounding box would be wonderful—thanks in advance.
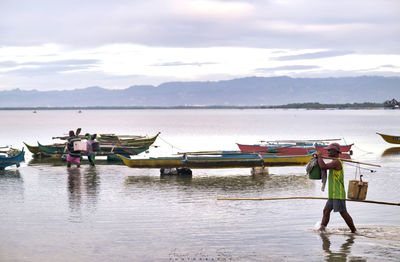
[356,175,364,199]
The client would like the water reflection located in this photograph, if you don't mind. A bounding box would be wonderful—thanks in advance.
[67,167,100,216]
[0,169,22,178]
[67,168,82,213]
[125,174,313,192]
[84,167,100,199]
[381,147,400,157]
[0,170,24,201]
[29,157,65,166]
[320,234,365,262]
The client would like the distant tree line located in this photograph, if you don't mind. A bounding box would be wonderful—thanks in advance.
[266,102,383,109]
[0,102,390,110]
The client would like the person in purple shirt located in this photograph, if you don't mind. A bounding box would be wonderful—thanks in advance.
[85,133,97,166]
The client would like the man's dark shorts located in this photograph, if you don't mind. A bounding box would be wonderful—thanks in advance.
[325,199,347,212]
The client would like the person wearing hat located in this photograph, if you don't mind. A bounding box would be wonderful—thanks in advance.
[314,142,357,233]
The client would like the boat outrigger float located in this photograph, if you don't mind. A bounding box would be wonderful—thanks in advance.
[217,196,399,206]
[118,151,313,169]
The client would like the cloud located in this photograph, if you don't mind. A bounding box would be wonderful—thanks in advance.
[21,59,100,67]
[0,61,18,68]
[0,0,399,52]
[171,0,254,20]
[3,59,101,76]
[380,64,398,68]
[1,0,400,91]
[274,50,355,61]
[152,61,217,67]
[255,65,320,73]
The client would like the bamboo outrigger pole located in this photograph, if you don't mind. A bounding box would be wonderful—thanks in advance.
[176,150,277,155]
[261,138,342,143]
[217,197,399,206]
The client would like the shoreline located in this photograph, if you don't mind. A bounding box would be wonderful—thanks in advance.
[0,102,391,110]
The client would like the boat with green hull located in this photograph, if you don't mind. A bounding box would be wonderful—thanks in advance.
[38,142,66,155]
[25,131,158,158]
[33,142,149,159]
[97,132,160,147]
[23,142,40,155]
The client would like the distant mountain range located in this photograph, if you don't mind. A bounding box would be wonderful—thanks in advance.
[1,76,399,107]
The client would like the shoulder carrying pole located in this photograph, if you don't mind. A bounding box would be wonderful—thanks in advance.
[322,156,381,167]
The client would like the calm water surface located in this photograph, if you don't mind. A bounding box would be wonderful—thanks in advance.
[1,109,400,261]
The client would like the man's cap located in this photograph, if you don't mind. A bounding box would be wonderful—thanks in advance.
[326,142,341,153]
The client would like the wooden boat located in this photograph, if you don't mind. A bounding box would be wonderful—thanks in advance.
[376,132,400,144]
[0,148,24,170]
[97,132,160,147]
[314,143,354,153]
[236,143,315,155]
[95,145,150,156]
[38,142,66,155]
[118,151,313,169]
[24,142,65,157]
[23,142,40,154]
[26,131,158,158]
[35,142,149,158]
[237,141,353,154]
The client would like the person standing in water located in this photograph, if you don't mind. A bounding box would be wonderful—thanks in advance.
[65,130,81,168]
[85,133,96,166]
[315,143,357,233]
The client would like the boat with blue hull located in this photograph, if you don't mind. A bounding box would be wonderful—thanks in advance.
[0,148,25,170]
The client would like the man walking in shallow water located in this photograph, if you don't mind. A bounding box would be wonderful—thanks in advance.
[65,130,81,168]
[315,143,357,233]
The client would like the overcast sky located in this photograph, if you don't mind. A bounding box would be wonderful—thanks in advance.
[0,0,399,91]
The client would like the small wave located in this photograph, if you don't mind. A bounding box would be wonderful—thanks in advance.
[310,225,400,245]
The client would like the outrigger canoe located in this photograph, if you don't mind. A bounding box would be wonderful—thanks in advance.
[237,141,353,154]
[86,132,160,147]
[0,148,25,170]
[24,142,65,157]
[376,132,400,144]
[96,145,150,156]
[314,143,354,153]
[38,142,65,155]
[236,143,315,155]
[23,142,40,154]
[25,142,149,158]
[118,152,313,169]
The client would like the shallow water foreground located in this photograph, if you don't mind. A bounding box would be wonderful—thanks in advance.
[1,109,400,261]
